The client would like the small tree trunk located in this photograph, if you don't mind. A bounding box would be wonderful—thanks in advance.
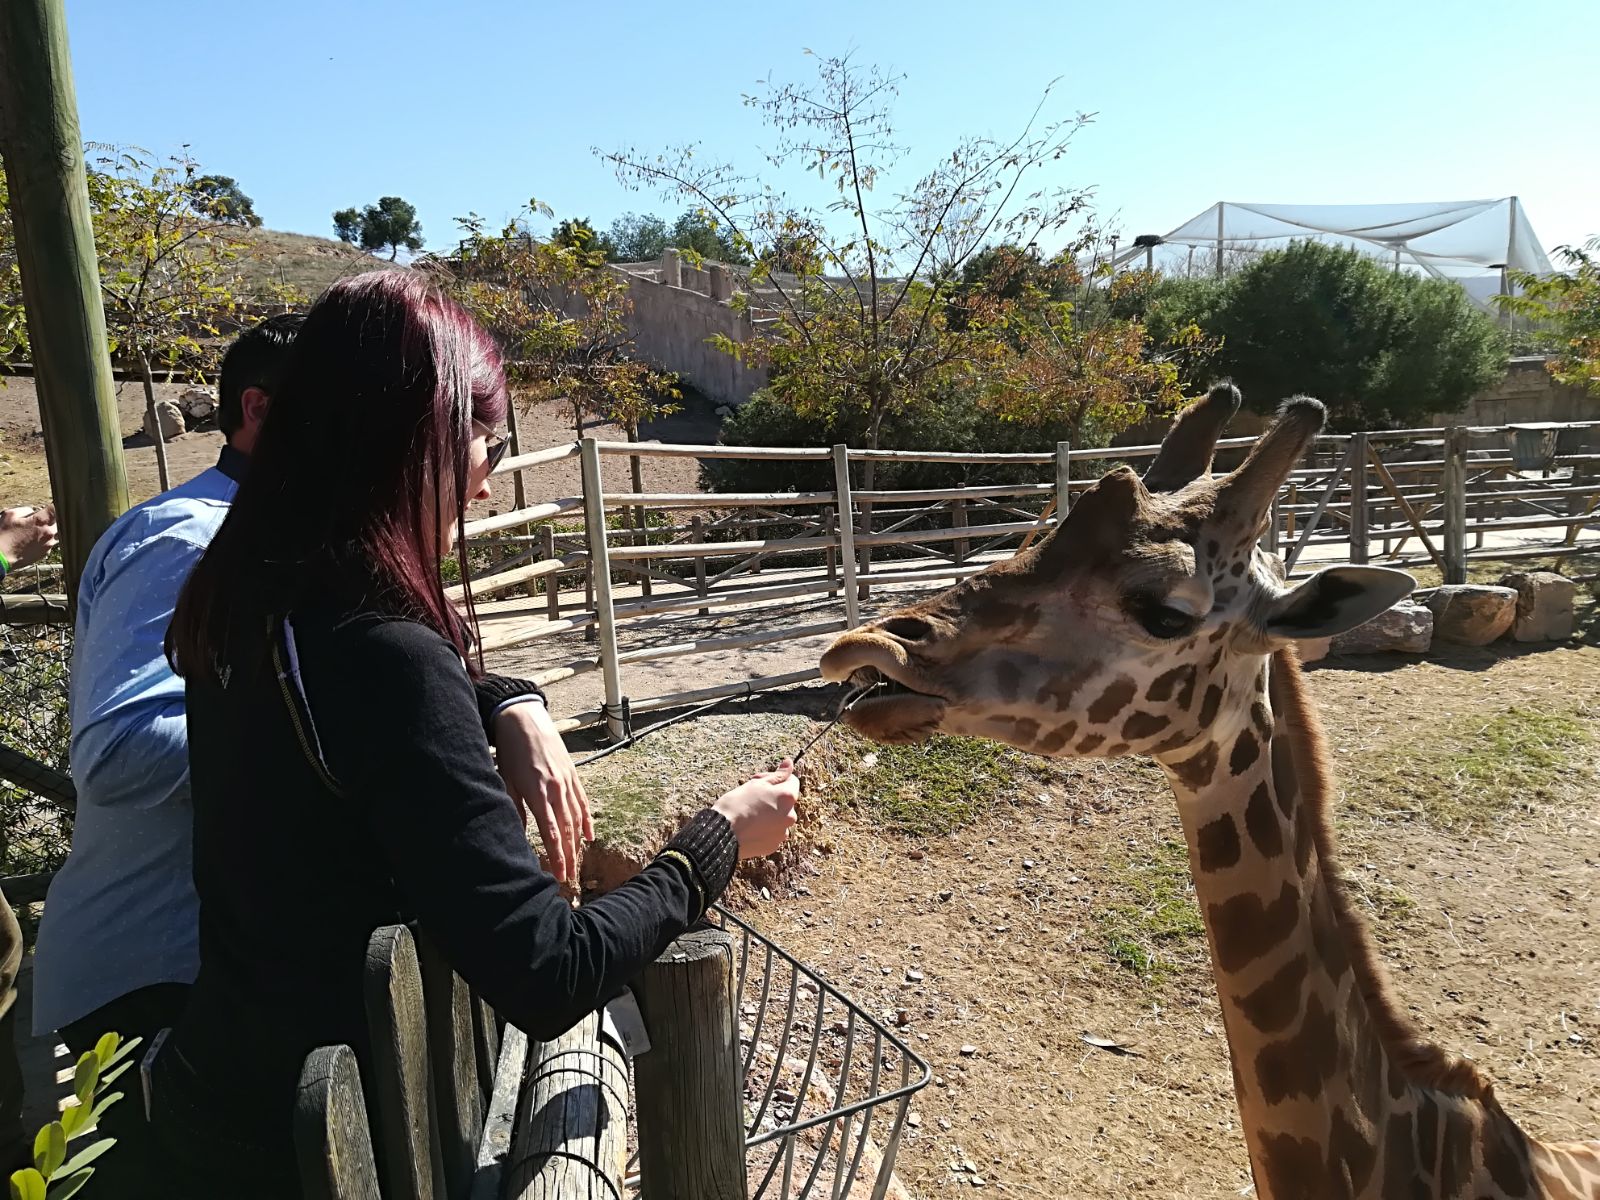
[856,403,885,602]
[139,352,171,492]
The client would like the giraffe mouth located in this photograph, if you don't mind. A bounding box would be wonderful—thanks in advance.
[838,668,949,744]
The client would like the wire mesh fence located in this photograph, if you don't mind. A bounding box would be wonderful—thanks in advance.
[0,559,75,893]
[626,906,930,1200]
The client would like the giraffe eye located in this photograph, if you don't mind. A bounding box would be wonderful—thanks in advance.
[1128,596,1199,640]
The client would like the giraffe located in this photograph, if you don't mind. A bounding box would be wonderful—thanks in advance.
[819,383,1600,1199]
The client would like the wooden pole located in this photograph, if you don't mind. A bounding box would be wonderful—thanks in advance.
[691,514,709,615]
[1054,441,1073,515]
[952,487,969,565]
[580,438,625,739]
[1348,432,1369,564]
[632,929,747,1200]
[504,1010,628,1200]
[540,525,560,624]
[832,445,860,628]
[1443,426,1468,584]
[295,1045,384,1200]
[0,0,128,604]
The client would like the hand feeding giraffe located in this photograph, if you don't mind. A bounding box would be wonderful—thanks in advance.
[819,384,1600,1199]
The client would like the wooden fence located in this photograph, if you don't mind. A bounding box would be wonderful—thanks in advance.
[457,420,1600,736]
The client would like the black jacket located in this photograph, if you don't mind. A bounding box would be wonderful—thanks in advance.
[167,602,737,1157]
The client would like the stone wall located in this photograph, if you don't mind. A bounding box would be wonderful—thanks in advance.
[612,255,769,408]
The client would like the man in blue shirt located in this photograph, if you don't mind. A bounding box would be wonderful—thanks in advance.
[33,315,304,1054]
[34,312,595,1061]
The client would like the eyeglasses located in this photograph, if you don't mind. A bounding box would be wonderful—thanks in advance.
[485,434,509,473]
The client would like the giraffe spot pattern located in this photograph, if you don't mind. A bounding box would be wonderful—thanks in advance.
[1230,560,1245,577]
[1250,701,1273,738]
[1229,728,1261,776]
[1035,664,1096,712]
[1198,685,1224,727]
[1254,991,1339,1105]
[1258,1133,1323,1200]
[1010,717,1040,744]
[1195,814,1241,872]
[1439,1108,1476,1198]
[1036,721,1077,754]
[1482,1116,1533,1197]
[1416,1094,1440,1174]
[1271,728,1300,817]
[1293,801,1315,876]
[1308,885,1351,981]
[1171,742,1218,790]
[1208,881,1299,972]
[1076,733,1106,755]
[1232,953,1307,1033]
[1244,783,1284,858]
[995,661,1022,702]
[1328,1105,1378,1194]
[1087,677,1138,724]
[1122,710,1171,741]
[1144,664,1192,703]
[1383,1112,1427,1200]
[1105,742,1129,756]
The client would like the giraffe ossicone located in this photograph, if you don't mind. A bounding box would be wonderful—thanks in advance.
[820,382,1600,1199]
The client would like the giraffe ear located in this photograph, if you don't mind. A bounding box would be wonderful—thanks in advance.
[1262,566,1416,640]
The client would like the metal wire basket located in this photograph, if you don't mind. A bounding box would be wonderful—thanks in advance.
[627,905,931,1200]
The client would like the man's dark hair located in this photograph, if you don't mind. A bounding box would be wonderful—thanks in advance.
[218,313,305,438]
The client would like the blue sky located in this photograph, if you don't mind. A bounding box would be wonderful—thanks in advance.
[65,0,1598,260]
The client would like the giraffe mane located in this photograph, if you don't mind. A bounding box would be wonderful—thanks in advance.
[1269,646,1497,1104]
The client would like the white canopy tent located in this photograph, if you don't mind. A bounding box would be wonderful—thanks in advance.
[1114,198,1554,309]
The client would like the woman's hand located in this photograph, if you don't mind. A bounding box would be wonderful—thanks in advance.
[0,505,58,572]
[712,759,801,860]
[493,700,594,883]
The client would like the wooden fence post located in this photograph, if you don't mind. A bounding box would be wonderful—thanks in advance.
[952,486,969,565]
[632,930,747,1200]
[832,446,860,628]
[1054,441,1073,516]
[540,525,560,624]
[295,1045,383,1200]
[824,506,839,598]
[1443,426,1468,584]
[691,514,709,615]
[1348,432,1369,564]
[504,1010,629,1200]
[0,0,129,607]
[580,438,626,739]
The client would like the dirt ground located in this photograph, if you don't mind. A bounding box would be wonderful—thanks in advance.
[567,637,1600,1198]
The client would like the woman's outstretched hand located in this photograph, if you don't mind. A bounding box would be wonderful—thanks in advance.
[712,759,801,860]
[494,700,594,883]
[0,504,58,572]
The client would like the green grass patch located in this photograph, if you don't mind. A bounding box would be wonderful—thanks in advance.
[1094,838,1206,982]
[1344,703,1592,827]
[818,731,1053,837]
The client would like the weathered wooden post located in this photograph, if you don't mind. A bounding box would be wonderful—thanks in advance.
[691,513,709,615]
[832,445,860,627]
[295,1045,383,1200]
[823,505,839,598]
[632,929,747,1200]
[540,525,560,624]
[580,438,626,739]
[951,485,969,565]
[0,0,128,604]
[1054,440,1073,516]
[1348,432,1369,564]
[1443,426,1468,584]
[504,1011,629,1200]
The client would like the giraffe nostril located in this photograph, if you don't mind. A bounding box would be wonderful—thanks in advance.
[881,616,934,642]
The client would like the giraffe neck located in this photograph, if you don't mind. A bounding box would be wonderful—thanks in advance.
[1157,650,1598,1199]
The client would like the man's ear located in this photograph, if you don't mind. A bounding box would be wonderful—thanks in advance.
[1263,566,1416,640]
[239,386,271,431]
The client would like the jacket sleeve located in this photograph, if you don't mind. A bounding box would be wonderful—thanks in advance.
[307,622,738,1040]
[472,674,547,738]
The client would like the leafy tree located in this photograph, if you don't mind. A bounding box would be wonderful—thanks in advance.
[665,209,748,264]
[1203,241,1506,427]
[604,51,1094,492]
[331,196,424,260]
[606,211,669,262]
[550,216,615,257]
[90,148,290,489]
[190,174,261,227]
[1501,238,1600,395]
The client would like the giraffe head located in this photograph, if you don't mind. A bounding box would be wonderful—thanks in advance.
[820,384,1415,765]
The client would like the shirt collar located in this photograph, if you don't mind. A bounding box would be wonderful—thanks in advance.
[217,444,250,485]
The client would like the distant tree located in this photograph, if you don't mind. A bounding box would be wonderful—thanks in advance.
[606,211,669,262]
[331,196,424,260]
[550,216,614,258]
[1206,241,1505,427]
[666,209,748,264]
[190,174,261,227]
[1501,238,1600,395]
[332,206,362,244]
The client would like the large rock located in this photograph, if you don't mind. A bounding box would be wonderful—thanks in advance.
[1497,571,1576,642]
[177,386,218,424]
[143,399,185,442]
[1426,585,1517,646]
[1330,601,1433,655]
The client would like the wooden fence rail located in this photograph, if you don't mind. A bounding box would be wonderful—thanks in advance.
[449,420,1599,733]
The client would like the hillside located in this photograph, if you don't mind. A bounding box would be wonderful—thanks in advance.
[231,226,403,300]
